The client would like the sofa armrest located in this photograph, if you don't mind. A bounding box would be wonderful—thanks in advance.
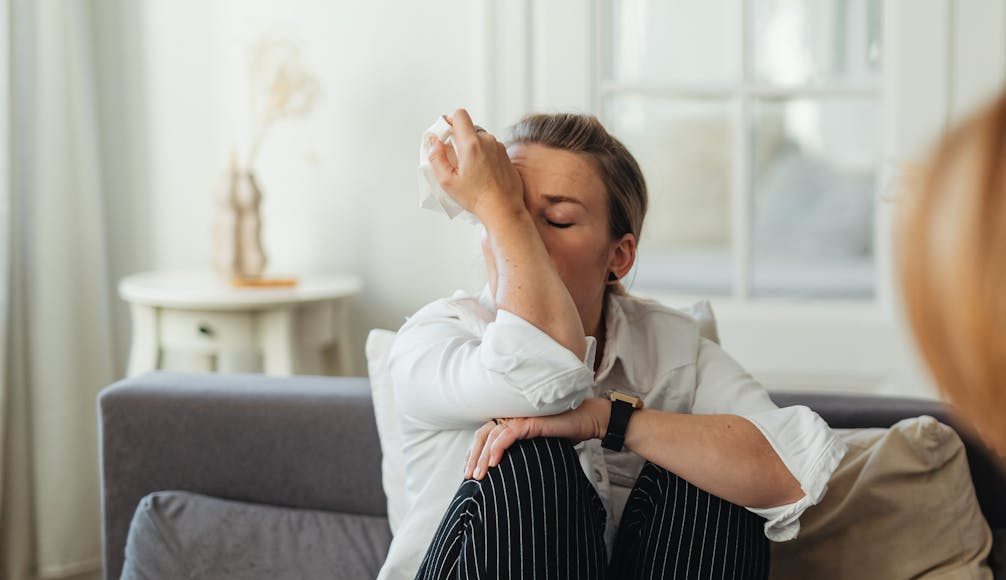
[99,370,385,580]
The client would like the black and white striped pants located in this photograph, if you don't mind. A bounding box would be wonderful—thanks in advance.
[416,437,769,579]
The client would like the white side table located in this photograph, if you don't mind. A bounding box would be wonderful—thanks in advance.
[119,270,362,377]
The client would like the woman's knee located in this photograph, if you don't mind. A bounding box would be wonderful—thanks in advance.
[614,463,770,579]
[631,461,768,538]
[636,460,678,489]
[478,437,589,502]
[484,437,578,478]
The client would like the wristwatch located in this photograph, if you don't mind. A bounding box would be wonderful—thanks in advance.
[601,390,644,452]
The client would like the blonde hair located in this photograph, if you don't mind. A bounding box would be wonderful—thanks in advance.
[897,89,1006,450]
[506,113,648,295]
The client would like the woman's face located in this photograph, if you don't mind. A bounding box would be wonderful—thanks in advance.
[481,142,635,331]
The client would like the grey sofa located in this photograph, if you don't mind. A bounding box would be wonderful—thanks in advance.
[99,371,1006,579]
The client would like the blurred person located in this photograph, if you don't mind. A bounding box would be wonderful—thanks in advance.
[897,88,1006,455]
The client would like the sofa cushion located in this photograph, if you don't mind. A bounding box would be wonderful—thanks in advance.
[770,416,993,580]
[677,299,720,346]
[121,491,392,580]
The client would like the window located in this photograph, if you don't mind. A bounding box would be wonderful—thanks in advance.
[483,0,1001,394]
[601,0,883,300]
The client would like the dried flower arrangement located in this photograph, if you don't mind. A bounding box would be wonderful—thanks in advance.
[245,37,321,168]
[213,35,321,283]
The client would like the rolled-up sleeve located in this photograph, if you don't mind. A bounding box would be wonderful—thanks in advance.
[390,299,596,430]
[743,407,848,541]
[692,338,847,541]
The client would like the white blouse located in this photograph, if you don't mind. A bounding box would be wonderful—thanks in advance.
[377,285,847,580]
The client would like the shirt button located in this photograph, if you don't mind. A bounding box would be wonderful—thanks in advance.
[593,469,604,482]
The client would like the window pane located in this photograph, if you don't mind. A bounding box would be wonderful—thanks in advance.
[604,94,734,295]
[606,0,741,86]
[752,0,882,86]
[750,97,878,298]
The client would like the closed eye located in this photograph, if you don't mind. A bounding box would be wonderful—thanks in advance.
[546,219,573,229]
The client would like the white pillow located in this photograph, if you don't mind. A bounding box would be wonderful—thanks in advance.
[364,300,720,535]
[365,328,405,533]
[678,299,720,345]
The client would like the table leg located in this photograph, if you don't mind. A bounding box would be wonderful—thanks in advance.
[333,298,354,376]
[127,303,160,377]
[260,307,296,376]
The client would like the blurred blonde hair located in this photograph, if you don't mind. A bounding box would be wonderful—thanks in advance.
[897,89,1006,451]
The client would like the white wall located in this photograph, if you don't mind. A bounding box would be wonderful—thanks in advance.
[101,0,1006,385]
[102,0,494,374]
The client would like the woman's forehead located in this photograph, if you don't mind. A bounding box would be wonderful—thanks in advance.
[508,143,606,207]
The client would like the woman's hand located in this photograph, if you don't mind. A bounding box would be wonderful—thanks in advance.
[427,108,524,220]
[463,398,611,480]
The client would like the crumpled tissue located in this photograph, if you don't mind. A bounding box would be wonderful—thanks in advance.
[417,116,480,224]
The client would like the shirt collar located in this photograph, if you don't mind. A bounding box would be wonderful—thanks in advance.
[594,292,635,386]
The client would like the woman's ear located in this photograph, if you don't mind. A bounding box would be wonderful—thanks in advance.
[607,233,637,280]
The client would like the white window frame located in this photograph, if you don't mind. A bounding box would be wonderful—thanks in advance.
[599,1,881,303]
[476,0,1005,396]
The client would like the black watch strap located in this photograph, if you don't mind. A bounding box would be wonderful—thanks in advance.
[601,399,635,452]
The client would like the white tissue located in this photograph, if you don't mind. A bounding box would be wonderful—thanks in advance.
[418,116,480,224]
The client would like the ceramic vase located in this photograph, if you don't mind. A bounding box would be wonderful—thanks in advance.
[213,160,267,279]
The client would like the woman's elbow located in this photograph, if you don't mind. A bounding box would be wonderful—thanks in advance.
[747,463,804,509]
[774,478,805,507]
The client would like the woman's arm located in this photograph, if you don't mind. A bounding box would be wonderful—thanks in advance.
[619,409,804,508]
[390,302,594,430]
[391,109,596,430]
[427,109,586,360]
[462,400,803,509]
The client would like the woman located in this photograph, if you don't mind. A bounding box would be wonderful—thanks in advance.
[378,109,846,580]
[898,88,1006,454]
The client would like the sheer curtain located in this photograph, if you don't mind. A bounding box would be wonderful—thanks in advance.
[1,0,119,578]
